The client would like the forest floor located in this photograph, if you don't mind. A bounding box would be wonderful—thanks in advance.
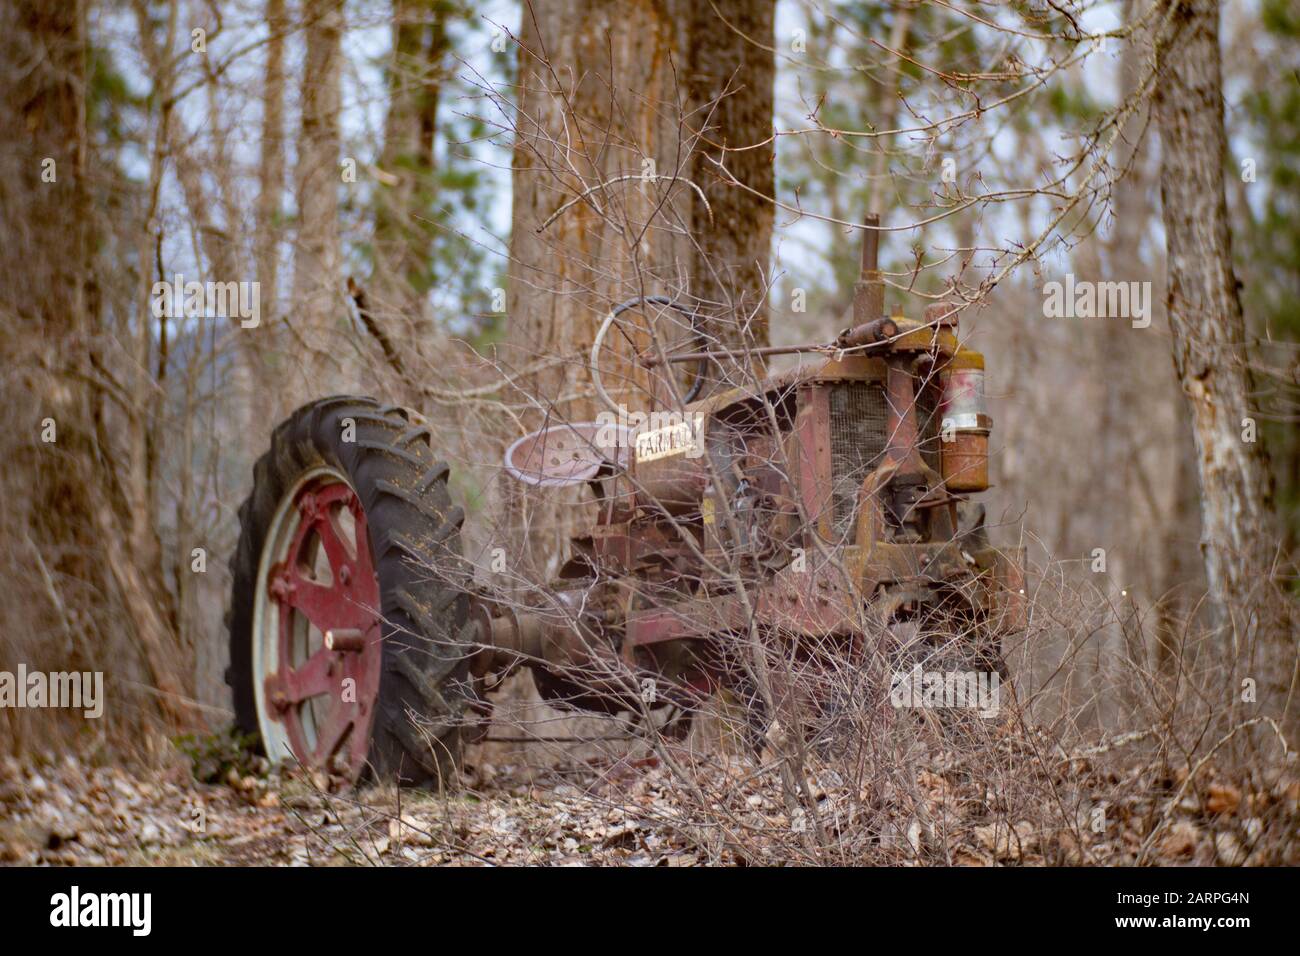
[2,731,1296,866]
[0,747,765,867]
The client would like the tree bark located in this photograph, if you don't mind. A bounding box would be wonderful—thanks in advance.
[366,0,451,387]
[685,0,777,357]
[290,0,346,399]
[0,0,192,729]
[509,0,689,424]
[256,0,287,322]
[503,0,775,573]
[1153,0,1285,644]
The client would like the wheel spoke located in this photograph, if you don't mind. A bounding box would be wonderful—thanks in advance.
[311,699,354,765]
[276,647,334,704]
[315,508,354,580]
[284,573,374,634]
[346,713,370,768]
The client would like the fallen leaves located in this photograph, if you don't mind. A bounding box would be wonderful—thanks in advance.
[1205,783,1242,816]
[1160,821,1199,858]
[0,738,1295,867]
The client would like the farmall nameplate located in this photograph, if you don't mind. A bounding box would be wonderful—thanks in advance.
[635,421,700,463]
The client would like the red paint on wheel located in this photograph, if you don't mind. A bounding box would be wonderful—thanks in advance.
[264,478,382,779]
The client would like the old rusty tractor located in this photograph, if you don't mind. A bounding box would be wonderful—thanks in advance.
[226,217,1026,786]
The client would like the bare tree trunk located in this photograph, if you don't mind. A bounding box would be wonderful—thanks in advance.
[508,0,693,424]
[1153,0,1286,645]
[364,0,450,391]
[508,0,775,412]
[505,0,687,578]
[504,0,775,574]
[256,0,287,325]
[0,0,192,729]
[1156,411,1202,669]
[1093,0,1145,703]
[685,0,777,362]
[291,0,346,400]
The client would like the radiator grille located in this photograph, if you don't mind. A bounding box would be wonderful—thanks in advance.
[827,378,942,538]
[828,383,888,537]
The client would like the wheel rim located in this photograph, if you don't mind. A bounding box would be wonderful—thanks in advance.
[251,466,383,781]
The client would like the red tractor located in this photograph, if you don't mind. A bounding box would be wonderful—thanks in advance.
[226,219,1025,786]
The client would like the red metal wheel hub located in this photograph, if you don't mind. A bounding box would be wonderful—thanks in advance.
[263,477,382,779]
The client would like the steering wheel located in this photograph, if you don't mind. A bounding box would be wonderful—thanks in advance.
[589,296,707,415]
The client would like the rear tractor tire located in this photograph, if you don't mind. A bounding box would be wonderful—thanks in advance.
[225,397,476,788]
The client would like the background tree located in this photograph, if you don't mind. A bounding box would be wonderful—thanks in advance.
[290,0,347,401]
[365,0,452,382]
[502,0,776,573]
[1153,0,1288,651]
[0,0,191,740]
[1233,0,1300,560]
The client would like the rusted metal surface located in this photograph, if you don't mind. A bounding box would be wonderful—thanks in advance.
[941,431,990,492]
[937,350,991,492]
[487,274,1024,717]
[796,383,834,542]
[626,431,710,513]
[852,213,885,324]
[835,316,897,350]
[884,359,924,474]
